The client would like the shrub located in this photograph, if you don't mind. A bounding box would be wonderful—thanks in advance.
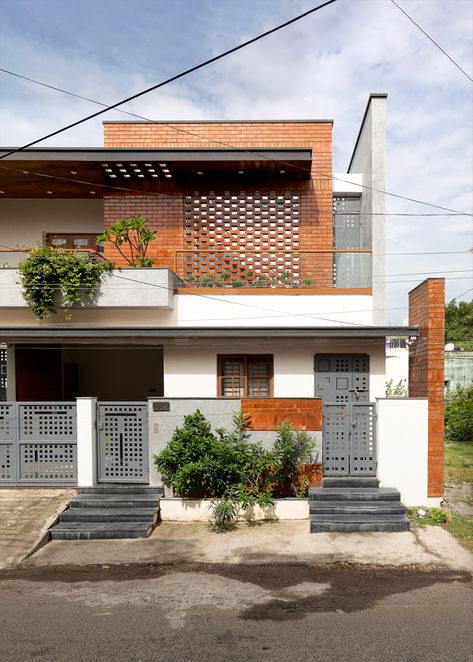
[430,507,448,524]
[271,419,317,497]
[445,385,473,442]
[154,409,318,532]
[18,246,112,320]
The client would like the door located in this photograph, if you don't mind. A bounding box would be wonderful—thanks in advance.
[322,402,377,476]
[315,354,369,403]
[315,354,375,476]
[97,403,149,483]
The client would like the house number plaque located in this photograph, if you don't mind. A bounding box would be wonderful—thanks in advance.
[153,401,171,412]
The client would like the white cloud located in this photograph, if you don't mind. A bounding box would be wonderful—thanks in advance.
[0,0,471,317]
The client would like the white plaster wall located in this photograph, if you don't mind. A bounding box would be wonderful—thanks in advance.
[377,398,429,506]
[0,293,374,328]
[164,348,218,397]
[0,199,103,249]
[164,340,386,399]
[333,173,362,193]
[171,294,374,327]
[385,347,409,388]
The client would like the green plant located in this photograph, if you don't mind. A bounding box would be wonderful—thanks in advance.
[445,385,473,442]
[445,299,473,348]
[96,215,156,267]
[271,419,318,497]
[302,278,313,287]
[385,379,408,397]
[18,246,112,320]
[430,507,448,524]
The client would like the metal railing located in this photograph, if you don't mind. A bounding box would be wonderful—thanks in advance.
[172,249,372,289]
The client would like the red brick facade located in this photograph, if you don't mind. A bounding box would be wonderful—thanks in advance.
[408,279,445,497]
[102,121,333,286]
[241,398,322,431]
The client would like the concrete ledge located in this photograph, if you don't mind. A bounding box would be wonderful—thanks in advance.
[159,498,309,522]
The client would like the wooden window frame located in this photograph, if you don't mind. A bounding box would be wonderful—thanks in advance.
[217,354,274,398]
[45,233,101,251]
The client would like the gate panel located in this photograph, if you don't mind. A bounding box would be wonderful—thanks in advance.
[98,403,148,483]
[0,402,77,485]
[322,402,377,477]
[322,404,349,475]
[0,403,16,483]
[350,403,377,475]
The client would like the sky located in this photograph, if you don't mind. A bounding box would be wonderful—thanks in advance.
[0,0,472,323]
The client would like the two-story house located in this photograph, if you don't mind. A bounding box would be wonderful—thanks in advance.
[0,94,445,532]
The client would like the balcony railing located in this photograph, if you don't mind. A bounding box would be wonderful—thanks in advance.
[173,249,372,290]
[0,248,372,291]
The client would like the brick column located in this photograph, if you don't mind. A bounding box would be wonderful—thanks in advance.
[408,279,445,497]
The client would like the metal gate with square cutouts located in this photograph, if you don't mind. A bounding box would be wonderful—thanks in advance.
[322,402,377,476]
[97,403,149,483]
[0,402,77,485]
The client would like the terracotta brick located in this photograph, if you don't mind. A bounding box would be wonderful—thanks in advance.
[408,279,445,497]
[241,398,322,431]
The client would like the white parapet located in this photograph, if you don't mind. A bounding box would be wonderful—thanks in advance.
[76,397,97,487]
[376,398,431,506]
[0,268,182,310]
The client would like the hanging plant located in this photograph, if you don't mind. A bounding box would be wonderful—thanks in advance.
[18,246,113,320]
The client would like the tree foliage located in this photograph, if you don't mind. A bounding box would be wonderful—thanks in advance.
[445,385,473,442]
[445,299,473,347]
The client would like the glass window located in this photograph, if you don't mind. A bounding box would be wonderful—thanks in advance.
[218,355,273,397]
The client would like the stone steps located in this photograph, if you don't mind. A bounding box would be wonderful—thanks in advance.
[49,485,162,540]
[309,478,409,533]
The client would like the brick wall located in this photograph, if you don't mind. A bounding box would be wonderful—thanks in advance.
[408,279,445,497]
[102,121,333,284]
[241,398,322,431]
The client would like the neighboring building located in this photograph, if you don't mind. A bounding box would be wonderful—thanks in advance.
[445,351,473,389]
[0,94,445,510]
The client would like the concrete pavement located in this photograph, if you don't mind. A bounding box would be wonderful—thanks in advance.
[0,489,76,569]
[25,519,473,571]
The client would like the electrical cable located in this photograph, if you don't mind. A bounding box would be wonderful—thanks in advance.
[1,159,472,218]
[389,0,473,83]
[0,0,338,160]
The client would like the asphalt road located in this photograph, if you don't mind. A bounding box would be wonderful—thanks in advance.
[0,564,471,662]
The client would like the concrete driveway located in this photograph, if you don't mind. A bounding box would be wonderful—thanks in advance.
[0,489,76,569]
[25,519,473,571]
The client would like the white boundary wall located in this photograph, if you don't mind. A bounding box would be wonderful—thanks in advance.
[376,398,438,506]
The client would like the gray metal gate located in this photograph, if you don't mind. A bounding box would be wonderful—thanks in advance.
[0,402,77,485]
[323,402,377,476]
[97,403,149,483]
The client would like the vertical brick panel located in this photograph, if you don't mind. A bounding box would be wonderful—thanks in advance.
[408,279,445,497]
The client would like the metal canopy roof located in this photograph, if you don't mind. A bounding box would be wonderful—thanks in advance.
[0,326,419,344]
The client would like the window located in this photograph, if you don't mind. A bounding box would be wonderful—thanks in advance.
[45,233,101,251]
[217,355,273,397]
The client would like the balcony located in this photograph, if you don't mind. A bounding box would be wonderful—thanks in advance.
[0,266,183,310]
[172,249,372,291]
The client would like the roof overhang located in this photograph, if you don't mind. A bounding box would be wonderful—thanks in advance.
[0,148,312,198]
[0,326,419,345]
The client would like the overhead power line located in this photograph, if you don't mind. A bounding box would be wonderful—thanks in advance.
[1,150,471,218]
[0,0,337,160]
[389,0,473,83]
